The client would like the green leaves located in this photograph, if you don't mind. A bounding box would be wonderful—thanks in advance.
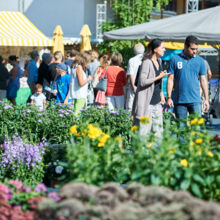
[180,179,191,190]
[191,183,202,198]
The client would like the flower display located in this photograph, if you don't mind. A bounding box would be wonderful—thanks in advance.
[131,125,139,131]
[195,138,203,144]
[34,183,47,193]
[140,116,150,124]
[1,136,45,170]
[98,134,110,147]
[87,124,103,139]
[207,151,214,157]
[190,118,198,125]
[180,159,188,167]
[69,125,77,134]
[9,180,23,190]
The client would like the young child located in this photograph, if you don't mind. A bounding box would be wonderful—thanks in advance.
[31,84,46,110]
[53,63,70,104]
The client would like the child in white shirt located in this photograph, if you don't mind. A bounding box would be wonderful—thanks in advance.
[31,84,46,110]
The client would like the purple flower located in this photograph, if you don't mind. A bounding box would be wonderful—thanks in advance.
[34,183,47,193]
[48,192,61,201]
[59,114,64,117]
[1,136,45,171]
[38,119,42,123]
[4,105,12,110]
[37,113,43,117]
[26,109,32,113]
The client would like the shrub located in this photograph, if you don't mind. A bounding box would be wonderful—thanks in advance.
[0,136,45,186]
[66,117,220,201]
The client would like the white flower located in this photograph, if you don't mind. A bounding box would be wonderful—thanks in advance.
[55,165,64,174]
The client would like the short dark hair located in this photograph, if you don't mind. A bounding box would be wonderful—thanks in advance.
[185,35,198,48]
[8,55,18,61]
[66,49,78,58]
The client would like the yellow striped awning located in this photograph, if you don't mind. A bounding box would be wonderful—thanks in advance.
[0,11,53,47]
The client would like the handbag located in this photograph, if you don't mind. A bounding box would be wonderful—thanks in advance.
[92,71,101,88]
[95,66,108,92]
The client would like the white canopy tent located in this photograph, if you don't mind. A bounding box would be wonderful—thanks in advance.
[104,6,220,44]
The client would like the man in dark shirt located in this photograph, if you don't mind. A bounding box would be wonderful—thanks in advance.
[37,53,52,87]
[0,56,9,100]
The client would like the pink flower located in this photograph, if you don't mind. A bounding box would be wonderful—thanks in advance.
[24,187,31,193]
[48,191,61,202]
[9,180,23,190]
[34,183,47,193]
[0,183,9,194]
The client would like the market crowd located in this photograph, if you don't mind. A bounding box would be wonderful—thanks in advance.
[0,35,210,134]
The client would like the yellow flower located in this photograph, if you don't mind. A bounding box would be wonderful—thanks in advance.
[114,137,122,142]
[191,131,196,136]
[146,144,151,149]
[140,116,150,124]
[190,118,198,125]
[180,159,188,167]
[199,133,204,137]
[131,126,139,131]
[145,41,149,47]
[75,133,81,137]
[197,146,202,155]
[190,141,194,146]
[195,138,203,144]
[88,124,103,139]
[207,151,214,157]
[169,148,176,154]
[98,134,110,147]
[69,125,77,134]
[198,118,204,125]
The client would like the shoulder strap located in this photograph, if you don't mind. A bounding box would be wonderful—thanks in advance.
[104,66,108,78]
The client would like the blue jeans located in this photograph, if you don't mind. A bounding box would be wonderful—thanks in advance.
[174,103,202,120]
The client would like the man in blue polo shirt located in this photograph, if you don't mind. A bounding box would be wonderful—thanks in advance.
[167,35,209,120]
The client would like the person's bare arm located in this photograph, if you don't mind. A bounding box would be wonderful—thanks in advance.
[166,74,174,108]
[129,74,136,93]
[76,65,92,86]
[64,92,69,104]
[207,70,212,80]
[43,100,47,109]
[200,75,210,112]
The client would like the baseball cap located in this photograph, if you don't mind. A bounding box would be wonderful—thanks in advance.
[56,63,67,72]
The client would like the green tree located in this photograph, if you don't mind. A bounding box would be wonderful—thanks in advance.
[99,0,170,66]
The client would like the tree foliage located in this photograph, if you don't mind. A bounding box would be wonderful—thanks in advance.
[99,0,170,66]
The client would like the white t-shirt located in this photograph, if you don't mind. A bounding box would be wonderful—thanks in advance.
[126,54,143,80]
[31,93,46,110]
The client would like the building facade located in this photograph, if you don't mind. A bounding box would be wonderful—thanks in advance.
[0,0,112,43]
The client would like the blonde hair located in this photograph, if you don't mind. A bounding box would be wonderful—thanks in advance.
[111,52,123,66]
[53,51,63,61]
[100,54,110,68]
[90,50,99,62]
[35,83,43,90]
